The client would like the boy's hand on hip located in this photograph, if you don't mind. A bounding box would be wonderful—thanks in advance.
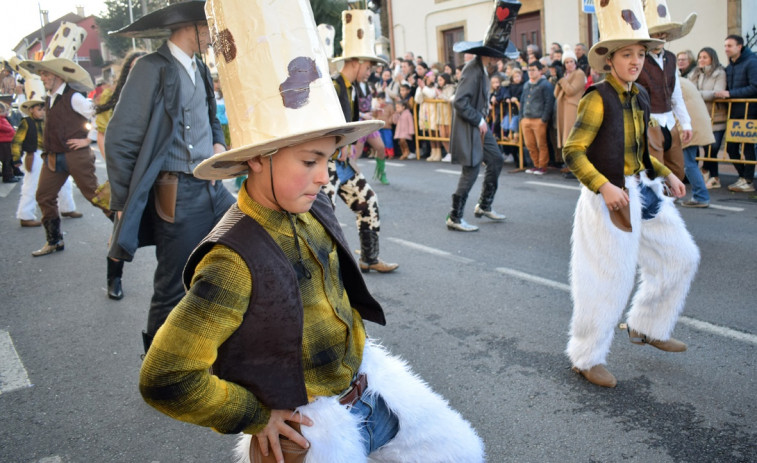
[598,182,629,212]
[255,409,313,463]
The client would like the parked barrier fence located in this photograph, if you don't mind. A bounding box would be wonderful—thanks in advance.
[412,99,525,169]
[698,98,756,168]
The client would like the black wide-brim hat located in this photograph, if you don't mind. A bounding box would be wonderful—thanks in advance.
[110,1,207,39]
[453,1,521,59]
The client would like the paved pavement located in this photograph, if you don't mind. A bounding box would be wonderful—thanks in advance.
[1,152,755,462]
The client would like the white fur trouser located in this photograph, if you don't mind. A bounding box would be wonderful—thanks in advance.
[566,174,700,370]
[235,341,485,463]
[16,150,77,220]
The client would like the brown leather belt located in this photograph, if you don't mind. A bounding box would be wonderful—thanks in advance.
[338,373,367,406]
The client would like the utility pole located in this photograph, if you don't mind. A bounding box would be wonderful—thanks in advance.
[127,0,137,50]
[38,2,47,58]
[141,0,152,52]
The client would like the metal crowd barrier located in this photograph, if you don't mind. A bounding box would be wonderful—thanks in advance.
[412,98,525,169]
[697,98,756,167]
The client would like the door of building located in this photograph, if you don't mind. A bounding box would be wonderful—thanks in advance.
[442,26,465,67]
[511,11,541,55]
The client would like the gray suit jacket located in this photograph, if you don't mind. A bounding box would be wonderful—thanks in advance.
[104,42,224,261]
[450,57,489,167]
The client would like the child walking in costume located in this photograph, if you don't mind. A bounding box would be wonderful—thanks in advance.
[564,0,699,388]
[139,1,484,462]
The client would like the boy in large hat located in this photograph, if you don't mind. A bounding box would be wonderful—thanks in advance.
[635,0,696,180]
[105,0,235,350]
[446,1,521,232]
[11,74,79,227]
[564,0,699,388]
[139,0,484,461]
[325,8,398,274]
[20,21,111,257]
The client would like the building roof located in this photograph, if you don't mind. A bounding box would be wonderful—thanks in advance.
[13,12,86,53]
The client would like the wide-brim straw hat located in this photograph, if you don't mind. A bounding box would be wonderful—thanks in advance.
[20,76,46,116]
[588,0,663,73]
[19,21,94,92]
[644,0,696,42]
[194,0,382,180]
[331,10,389,65]
[110,1,207,39]
[453,1,521,59]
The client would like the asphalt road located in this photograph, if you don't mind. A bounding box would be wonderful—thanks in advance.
[1,152,755,462]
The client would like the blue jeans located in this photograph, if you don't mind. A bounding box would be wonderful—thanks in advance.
[683,146,710,203]
[348,393,400,455]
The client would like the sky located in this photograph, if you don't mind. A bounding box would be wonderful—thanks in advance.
[1,0,109,58]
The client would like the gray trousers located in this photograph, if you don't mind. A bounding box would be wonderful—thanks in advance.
[146,173,235,336]
[454,131,504,198]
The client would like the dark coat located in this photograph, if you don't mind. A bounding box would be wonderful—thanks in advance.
[450,57,489,167]
[104,43,224,261]
[724,47,757,119]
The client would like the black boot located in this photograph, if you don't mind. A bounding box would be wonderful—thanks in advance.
[359,230,398,273]
[107,258,124,300]
[474,182,506,221]
[446,194,478,231]
[32,218,65,256]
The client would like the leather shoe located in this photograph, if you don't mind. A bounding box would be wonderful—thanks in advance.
[446,216,479,232]
[359,258,399,273]
[32,240,65,257]
[107,277,124,300]
[628,328,687,352]
[474,204,506,221]
[61,211,83,218]
[572,364,617,388]
[3,177,20,183]
[20,219,42,227]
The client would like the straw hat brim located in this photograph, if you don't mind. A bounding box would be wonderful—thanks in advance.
[20,99,45,116]
[331,55,389,66]
[193,120,384,180]
[19,59,94,92]
[648,12,697,42]
[588,38,664,73]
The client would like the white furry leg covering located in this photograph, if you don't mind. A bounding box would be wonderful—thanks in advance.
[566,178,642,370]
[625,174,700,341]
[233,341,484,463]
[361,341,484,463]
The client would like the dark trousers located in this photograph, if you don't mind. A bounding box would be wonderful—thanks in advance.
[146,173,235,336]
[703,129,724,177]
[454,130,504,197]
[727,142,756,182]
[0,142,13,181]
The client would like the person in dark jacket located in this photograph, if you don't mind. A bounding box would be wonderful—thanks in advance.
[715,34,757,192]
[105,1,235,351]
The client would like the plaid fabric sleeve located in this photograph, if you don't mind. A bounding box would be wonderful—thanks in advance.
[139,244,271,435]
[11,119,28,161]
[563,91,611,193]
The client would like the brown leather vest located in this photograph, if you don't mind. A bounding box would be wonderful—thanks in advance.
[584,81,656,189]
[183,193,385,413]
[44,85,88,154]
[636,50,677,113]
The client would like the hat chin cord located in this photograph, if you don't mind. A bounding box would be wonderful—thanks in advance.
[269,155,312,280]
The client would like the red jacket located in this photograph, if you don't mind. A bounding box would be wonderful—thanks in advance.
[0,117,16,143]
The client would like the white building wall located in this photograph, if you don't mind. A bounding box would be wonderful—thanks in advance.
[543,0,581,52]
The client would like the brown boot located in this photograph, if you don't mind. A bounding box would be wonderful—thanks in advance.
[61,211,83,218]
[359,230,399,273]
[398,140,410,160]
[32,218,65,257]
[20,219,42,227]
[628,328,687,352]
[572,365,617,388]
[359,258,399,273]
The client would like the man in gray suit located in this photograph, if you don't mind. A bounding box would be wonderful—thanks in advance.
[105,1,234,352]
[448,1,521,231]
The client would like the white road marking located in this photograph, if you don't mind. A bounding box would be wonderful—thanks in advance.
[708,204,745,212]
[390,237,757,346]
[0,330,33,395]
[0,183,16,198]
[37,457,63,463]
[525,180,581,191]
[436,168,463,175]
[387,237,476,264]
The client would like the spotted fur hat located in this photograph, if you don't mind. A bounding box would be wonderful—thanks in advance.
[194,0,383,180]
[588,0,664,73]
[331,9,388,65]
[643,0,696,42]
[19,21,93,92]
